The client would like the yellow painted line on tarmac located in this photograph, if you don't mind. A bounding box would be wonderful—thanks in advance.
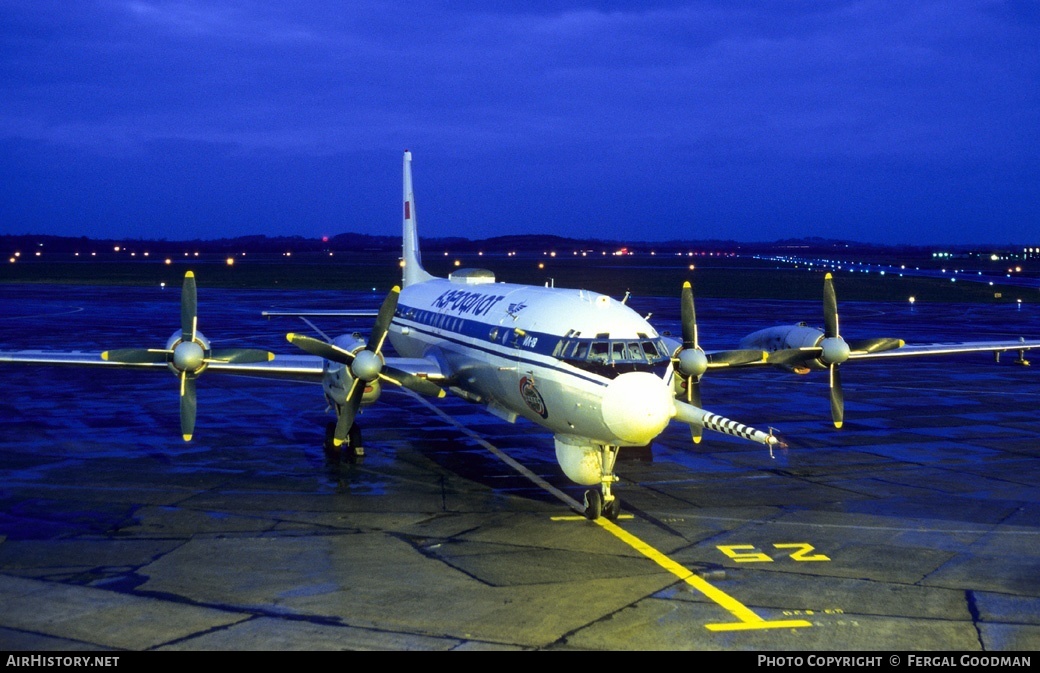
[412,392,809,631]
[592,516,811,631]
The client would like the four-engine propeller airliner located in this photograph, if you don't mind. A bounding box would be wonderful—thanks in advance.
[2,151,1039,520]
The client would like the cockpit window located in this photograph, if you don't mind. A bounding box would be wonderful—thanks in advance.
[557,335,671,378]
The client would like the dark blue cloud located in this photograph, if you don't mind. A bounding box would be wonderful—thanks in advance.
[1,1,1037,244]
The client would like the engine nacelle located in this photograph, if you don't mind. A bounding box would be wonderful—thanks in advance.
[554,435,602,486]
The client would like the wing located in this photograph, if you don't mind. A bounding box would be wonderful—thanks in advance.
[0,349,447,384]
[0,348,326,382]
[849,338,1040,360]
[0,273,450,441]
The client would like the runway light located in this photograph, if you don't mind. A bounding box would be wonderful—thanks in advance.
[160,282,166,289]
[165,258,172,265]
[454,259,461,267]
[226,257,235,266]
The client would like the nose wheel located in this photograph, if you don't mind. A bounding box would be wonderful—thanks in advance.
[583,444,622,520]
[584,490,622,520]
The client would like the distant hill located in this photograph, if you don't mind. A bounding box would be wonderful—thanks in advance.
[0,232,1014,256]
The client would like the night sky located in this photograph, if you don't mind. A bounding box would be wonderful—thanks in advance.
[1,1,1037,245]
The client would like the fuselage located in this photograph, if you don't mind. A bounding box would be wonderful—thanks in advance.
[388,271,675,446]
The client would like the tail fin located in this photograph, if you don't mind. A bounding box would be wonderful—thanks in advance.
[401,150,435,287]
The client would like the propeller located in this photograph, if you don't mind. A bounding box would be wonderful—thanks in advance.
[768,272,903,428]
[287,285,445,447]
[671,281,767,443]
[102,271,274,441]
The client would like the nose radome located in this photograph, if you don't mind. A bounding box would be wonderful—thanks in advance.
[601,372,674,445]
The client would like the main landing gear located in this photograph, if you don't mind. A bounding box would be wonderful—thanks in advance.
[583,444,622,521]
[323,420,364,465]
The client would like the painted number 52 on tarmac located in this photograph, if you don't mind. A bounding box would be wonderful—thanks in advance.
[717,543,831,563]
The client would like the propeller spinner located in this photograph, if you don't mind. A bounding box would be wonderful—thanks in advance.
[102,271,274,440]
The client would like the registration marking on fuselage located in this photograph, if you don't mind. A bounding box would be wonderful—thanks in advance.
[411,392,811,632]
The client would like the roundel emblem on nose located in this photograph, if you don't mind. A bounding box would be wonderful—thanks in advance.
[519,376,548,418]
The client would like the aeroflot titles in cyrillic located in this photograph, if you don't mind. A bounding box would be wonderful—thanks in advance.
[431,290,506,317]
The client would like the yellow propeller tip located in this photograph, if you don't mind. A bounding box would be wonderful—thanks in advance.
[437,390,447,398]
[101,351,110,361]
[267,353,275,361]
[185,270,195,278]
[825,272,833,280]
[286,333,295,342]
[834,421,843,429]
[693,436,702,444]
[182,434,193,441]
[332,438,344,447]
[683,281,691,288]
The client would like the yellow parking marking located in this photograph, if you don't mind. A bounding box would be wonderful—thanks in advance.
[594,517,811,631]
[413,392,810,631]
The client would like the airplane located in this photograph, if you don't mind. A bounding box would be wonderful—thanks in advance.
[3,150,1040,522]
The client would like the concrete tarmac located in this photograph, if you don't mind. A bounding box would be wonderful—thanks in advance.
[1,282,1040,650]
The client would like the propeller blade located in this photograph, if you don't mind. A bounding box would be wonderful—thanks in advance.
[829,364,844,429]
[767,347,822,366]
[687,377,703,442]
[687,376,702,408]
[333,379,364,446]
[180,373,197,441]
[707,349,768,367]
[368,286,400,354]
[846,337,904,354]
[181,271,198,342]
[680,281,697,350]
[382,366,446,398]
[102,348,171,364]
[823,272,839,339]
[286,333,355,364]
[208,348,275,364]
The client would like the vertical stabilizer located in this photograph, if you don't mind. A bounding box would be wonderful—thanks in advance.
[401,150,435,287]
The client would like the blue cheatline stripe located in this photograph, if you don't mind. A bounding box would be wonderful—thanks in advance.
[393,317,609,389]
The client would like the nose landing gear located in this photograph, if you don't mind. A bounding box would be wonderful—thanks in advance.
[583,444,622,520]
